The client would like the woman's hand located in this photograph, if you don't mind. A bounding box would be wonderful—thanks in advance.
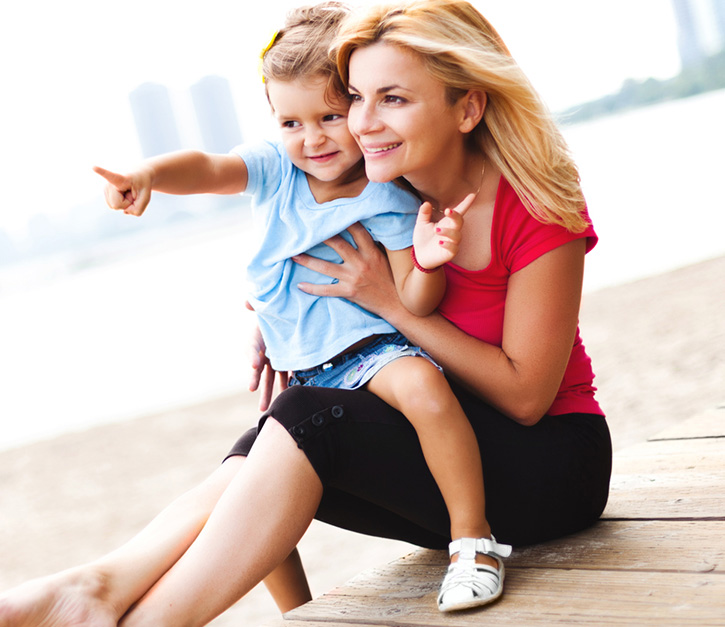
[93,165,153,217]
[412,194,475,270]
[293,222,403,319]
[246,303,288,411]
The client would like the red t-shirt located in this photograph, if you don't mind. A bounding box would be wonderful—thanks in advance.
[438,176,603,416]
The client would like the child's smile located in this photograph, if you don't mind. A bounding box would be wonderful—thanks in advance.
[268,76,364,188]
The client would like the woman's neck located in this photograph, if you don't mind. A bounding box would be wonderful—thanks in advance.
[407,149,486,211]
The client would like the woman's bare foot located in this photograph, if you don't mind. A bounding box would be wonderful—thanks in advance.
[0,567,118,627]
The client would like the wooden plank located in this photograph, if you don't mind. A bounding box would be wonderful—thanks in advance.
[602,436,725,519]
[389,549,445,567]
[262,621,387,626]
[284,567,725,626]
[506,520,725,572]
[603,469,725,519]
[263,622,382,627]
[612,436,725,468]
[378,521,725,573]
[649,405,725,441]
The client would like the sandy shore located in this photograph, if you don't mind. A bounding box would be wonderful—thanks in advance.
[1,254,723,625]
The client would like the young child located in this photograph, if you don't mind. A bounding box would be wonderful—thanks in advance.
[95,2,510,612]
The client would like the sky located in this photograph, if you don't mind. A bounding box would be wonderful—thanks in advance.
[0,0,680,238]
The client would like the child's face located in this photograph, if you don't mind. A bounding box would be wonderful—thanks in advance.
[267,76,363,184]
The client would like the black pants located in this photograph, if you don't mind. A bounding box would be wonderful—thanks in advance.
[226,381,612,548]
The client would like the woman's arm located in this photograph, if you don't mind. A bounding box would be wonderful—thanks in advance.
[94,151,248,216]
[294,223,585,426]
[246,304,289,411]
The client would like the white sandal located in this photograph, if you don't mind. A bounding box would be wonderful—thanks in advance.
[437,536,512,612]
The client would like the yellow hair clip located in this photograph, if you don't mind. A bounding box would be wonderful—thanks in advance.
[258,30,279,83]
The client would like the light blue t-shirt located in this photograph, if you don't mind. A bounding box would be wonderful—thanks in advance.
[234,140,420,371]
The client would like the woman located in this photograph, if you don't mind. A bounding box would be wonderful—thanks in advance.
[0,1,611,625]
[289,0,611,609]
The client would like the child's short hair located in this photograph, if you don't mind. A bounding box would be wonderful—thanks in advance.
[261,1,350,99]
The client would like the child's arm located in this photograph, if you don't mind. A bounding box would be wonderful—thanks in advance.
[387,194,476,316]
[93,150,248,216]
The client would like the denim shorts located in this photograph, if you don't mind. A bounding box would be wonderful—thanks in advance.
[289,332,442,391]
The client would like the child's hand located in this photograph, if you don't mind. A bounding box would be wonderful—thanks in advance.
[412,193,475,270]
[93,165,153,217]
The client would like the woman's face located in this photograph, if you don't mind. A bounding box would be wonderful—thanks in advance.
[347,42,466,187]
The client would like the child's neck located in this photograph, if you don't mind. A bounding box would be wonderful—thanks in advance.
[306,161,368,204]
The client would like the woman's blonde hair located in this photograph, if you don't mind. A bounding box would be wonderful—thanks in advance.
[335,0,589,232]
[261,1,351,102]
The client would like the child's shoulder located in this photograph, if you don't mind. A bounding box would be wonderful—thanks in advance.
[232,139,285,162]
[233,140,297,199]
[365,179,421,213]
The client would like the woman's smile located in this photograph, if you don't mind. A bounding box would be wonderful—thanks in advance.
[347,42,467,190]
[362,142,402,155]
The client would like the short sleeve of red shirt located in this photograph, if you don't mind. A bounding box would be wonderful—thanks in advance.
[497,178,598,273]
[438,177,603,416]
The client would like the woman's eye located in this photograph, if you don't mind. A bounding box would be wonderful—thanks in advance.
[348,93,362,104]
[384,95,405,105]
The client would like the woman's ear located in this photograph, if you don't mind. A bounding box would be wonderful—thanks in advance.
[459,90,486,133]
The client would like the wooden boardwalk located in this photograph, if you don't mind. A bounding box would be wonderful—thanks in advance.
[263,405,725,626]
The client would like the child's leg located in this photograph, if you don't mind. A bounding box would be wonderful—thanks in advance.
[366,358,492,556]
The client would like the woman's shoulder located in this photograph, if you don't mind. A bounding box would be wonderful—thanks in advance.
[492,176,537,239]
[494,176,597,272]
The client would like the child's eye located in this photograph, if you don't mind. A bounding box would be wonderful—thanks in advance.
[281,120,301,129]
[322,114,344,122]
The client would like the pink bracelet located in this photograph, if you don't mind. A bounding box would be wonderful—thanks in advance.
[411,247,439,274]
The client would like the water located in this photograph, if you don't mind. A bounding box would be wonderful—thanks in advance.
[0,220,258,450]
[1,91,724,451]
[566,89,725,291]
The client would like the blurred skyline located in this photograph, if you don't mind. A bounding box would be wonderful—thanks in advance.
[0,0,685,241]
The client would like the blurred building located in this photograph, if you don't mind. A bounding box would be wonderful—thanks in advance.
[673,0,705,67]
[673,0,725,68]
[190,76,243,153]
[128,77,245,213]
[129,83,183,158]
[714,0,725,45]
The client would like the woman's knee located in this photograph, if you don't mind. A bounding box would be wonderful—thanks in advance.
[263,385,340,430]
[174,456,245,523]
